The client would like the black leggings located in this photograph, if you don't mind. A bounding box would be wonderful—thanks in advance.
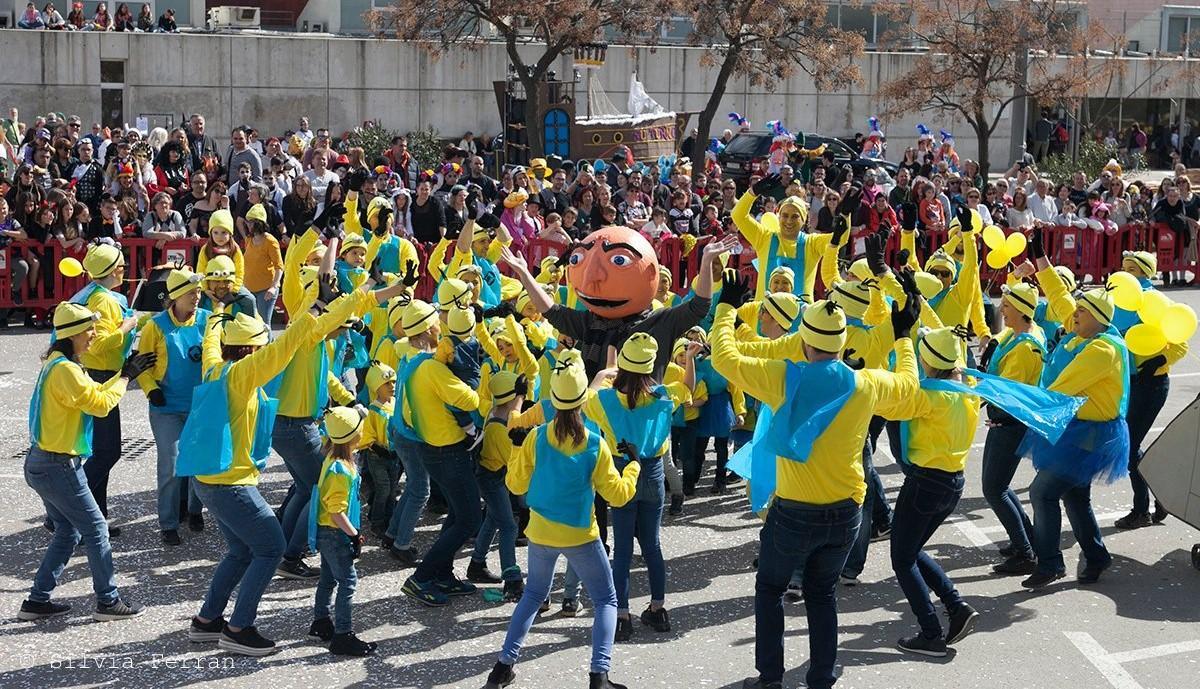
[691,436,729,488]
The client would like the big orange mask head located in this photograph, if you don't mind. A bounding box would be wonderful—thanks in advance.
[567,226,659,319]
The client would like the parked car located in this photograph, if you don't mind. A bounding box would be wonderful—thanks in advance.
[718,132,899,188]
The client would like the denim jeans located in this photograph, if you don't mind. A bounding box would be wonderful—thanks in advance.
[314,527,357,633]
[841,442,876,579]
[755,499,860,689]
[387,438,430,548]
[24,447,119,606]
[981,423,1034,556]
[149,410,202,531]
[1126,375,1169,513]
[890,465,966,638]
[867,415,898,527]
[1029,470,1110,575]
[363,447,401,535]
[500,540,617,673]
[84,368,121,517]
[611,457,666,613]
[473,465,521,581]
[193,481,285,629]
[413,441,482,583]
[272,415,324,559]
[253,289,277,330]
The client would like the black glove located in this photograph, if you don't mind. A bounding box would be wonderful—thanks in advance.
[147,388,166,407]
[512,374,529,398]
[717,269,752,308]
[978,339,999,371]
[751,173,781,197]
[317,274,341,306]
[349,319,366,334]
[836,183,863,217]
[370,443,391,459]
[313,201,345,232]
[469,302,484,325]
[842,348,865,370]
[476,212,501,230]
[121,352,157,380]
[890,270,921,339]
[1135,354,1167,380]
[483,302,515,319]
[346,168,367,193]
[900,202,918,231]
[831,214,850,246]
[954,204,974,234]
[508,426,531,446]
[1028,227,1045,260]
[350,532,365,560]
[896,248,911,268]
[373,208,393,237]
[368,256,386,286]
[401,260,419,288]
[466,191,479,220]
[865,232,888,276]
[616,440,641,464]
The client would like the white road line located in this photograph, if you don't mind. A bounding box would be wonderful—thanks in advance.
[1065,632,1200,689]
[951,511,1126,546]
[1108,640,1200,664]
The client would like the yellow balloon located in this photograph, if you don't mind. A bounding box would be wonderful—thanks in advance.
[986,249,1010,269]
[59,257,83,278]
[1125,323,1167,356]
[760,212,780,234]
[1137,290,1171,327]
[969,209,983,234]
[981,225,1006,250]
[1161,303,1199,344]
[1106,271,1143,311]
[1004,232,1027,257]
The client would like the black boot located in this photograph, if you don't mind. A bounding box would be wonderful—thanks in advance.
[329,631,377,656]
[484,661,516,688]
[467,559,503,584]
[589,671,628,689]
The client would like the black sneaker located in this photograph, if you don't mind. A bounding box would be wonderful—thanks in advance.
[188,513,205,532]
[307,617,334,643]
[467,559,502,584]
[668,494,684,516]
[43,519,55,534]
[402,576,449,607]
[710,481,727,495]
[1152,501,1169,524]
[560,598,581,617]
[389,546,420,567]
[1077,559,1112,585]
[94,598,144,622]
[992,554,1037,576]
[725,473,743,486]
[161,529,182,546]
[589,671,629,689]
[276,558,320,580]
[218,624,279,656]
[379,534,395,551]
[503,579,525,602]
[107,523,122,538]
[436,577,476,597]
[742,679,783,689]
[484,661,516,689]
[1021,570,1066,590]
[17,599,70,621]
[1114,511,1152,530]
[614,615,633,642]
[330,631,377,656]
[189,615,225,642]
[870,523,892,542]
[538,597,551,615]
[784,584,803,603]
[898,633,948,657]
[998,543,1018,558]
[640,606,671,632]
[945,603,979,644]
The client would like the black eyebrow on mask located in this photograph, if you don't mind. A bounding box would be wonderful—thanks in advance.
[574,241,596,252]
[602,241,644,259]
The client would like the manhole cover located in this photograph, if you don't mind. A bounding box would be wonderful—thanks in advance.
[11,438,156,461]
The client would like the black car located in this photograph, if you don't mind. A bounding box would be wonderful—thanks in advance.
[718,132,899,188]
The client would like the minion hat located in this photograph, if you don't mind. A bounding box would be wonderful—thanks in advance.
[1078,288,1115,327]
[456,263,483,280]
[800,300,847,352]
[367,196,392,230]
[762,292,802,331]
[848,259,873,282]
[618,332,658,374]
[365,361,397,396]
[515,292,535,317]
[204,255,237,282]
[447,304,476,338]
[769,265,795,291]
[221,312,270,346]
[472,223,494,243]
[245,203,267,225]
[658,264,673,282]
[400,299,438,338]
[1002,283,1039,320]
[913,271,945,300]
[778,196,809,223]
[489,370,521,406]
[387,294,411,330]
[671,337,689,359]
[323,406,365,444]
[309,243,328,261]
[1122,250,1157,277]
[924,250,958,279]
[82,243,125,279]
[685,325,708,344]
[1054,266,1078,294]
[339,233,368,256]
[504,189,529,209]
[53,302,100,339]
[830,281,872,320]
[166,268,203,300]
[550,355,589,410]
[208,208,234,235]
[920,327,966,370]
[437,278,472,311]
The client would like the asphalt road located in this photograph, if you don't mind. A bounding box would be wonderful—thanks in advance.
[0,290,1198,689]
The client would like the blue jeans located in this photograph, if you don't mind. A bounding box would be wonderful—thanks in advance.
[387,438,430,548]
[890,466,966,638]
[149,410,202,530]
[500,540,617,673]
[755,499,860,689]
[413,441,481,583]
[1030,470,1110,575]
[866,416,897,527]
[841,442,876,579]
[253,289,277,330]
[611,457,666,613]
[314,527,357,633]
[193,481,285,629]
[1126,374,1169,513]
[24,447,119,605]
[473,465,521,581]
[272,415,324,559]
[981,422,1033,556]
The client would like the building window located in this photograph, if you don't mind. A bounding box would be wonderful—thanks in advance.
[825,1,905,48]
[1163,7,1200,54]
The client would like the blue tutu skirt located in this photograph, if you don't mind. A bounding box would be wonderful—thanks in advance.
[695,389,735,439]
[1018,418,1130,486]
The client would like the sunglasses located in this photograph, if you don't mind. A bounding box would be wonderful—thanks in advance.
[930,269,953,279]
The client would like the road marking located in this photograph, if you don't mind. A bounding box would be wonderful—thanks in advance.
[950,511,1126,547]
[1065,632,1200,689]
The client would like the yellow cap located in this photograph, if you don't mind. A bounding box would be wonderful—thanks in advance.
[830,281,872,320]
[209,208,234,235]
[617,332,658,374]
[220,312,270,346]
[166,268,202,300]
[401,300,438,337]
[800,300,847,352]
[1054,266,1078,294]
[504,189,529,209]
[437,278,472,311]
[387,294,411,330]
[913,271,944,300]
[489,370,521,406]
[849,259,873,282]
[472,223,493,243]
[53,302,100,339]
[920,327,966,370]
[204,255,236,282]
[1122,250,1157,277]
[768,265,795,291]
[82,243,124,279]
[367,196,391,230]
[245,203,267,225]
[1002,283,1039,320]
[762,292,802,330]
[340,233,368,256]
[365,361,396,396]
[671,337,689,359]
[447,304,476,338]
[323,406,365,444]
[1078,288,1114,326]
[550,354,589,410]
[456,263,482,280]
[516,292,536,318]
[924,250,958,279]
[779,196,809,224]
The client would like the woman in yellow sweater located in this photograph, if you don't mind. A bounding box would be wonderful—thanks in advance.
[484,355,640,689]
[20,304,156,623]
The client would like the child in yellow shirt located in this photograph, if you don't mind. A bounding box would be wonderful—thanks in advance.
[360,362,397,537]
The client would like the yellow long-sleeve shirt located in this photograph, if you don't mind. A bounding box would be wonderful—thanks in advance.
[282,228,320,317]
[900,229,978,332]
[709,302,919,504]
[400,352,480,447]
[243,234,284,294]
[733,191,835,299]
[991,327,1045,385]
[507,419,639,548]
[360,399,394,450]
[1034,265,1077,333]
[135,307,205,394]
[316,456,355,528]
[882,384,980,473]
[78,285,129,373]
[33,353,127,455]
[275,290,373,419]
[197,244,245,293]
[477,316,540,417]
[480,418,513,472]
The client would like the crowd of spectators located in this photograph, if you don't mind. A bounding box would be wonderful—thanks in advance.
[17,2,178,32]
